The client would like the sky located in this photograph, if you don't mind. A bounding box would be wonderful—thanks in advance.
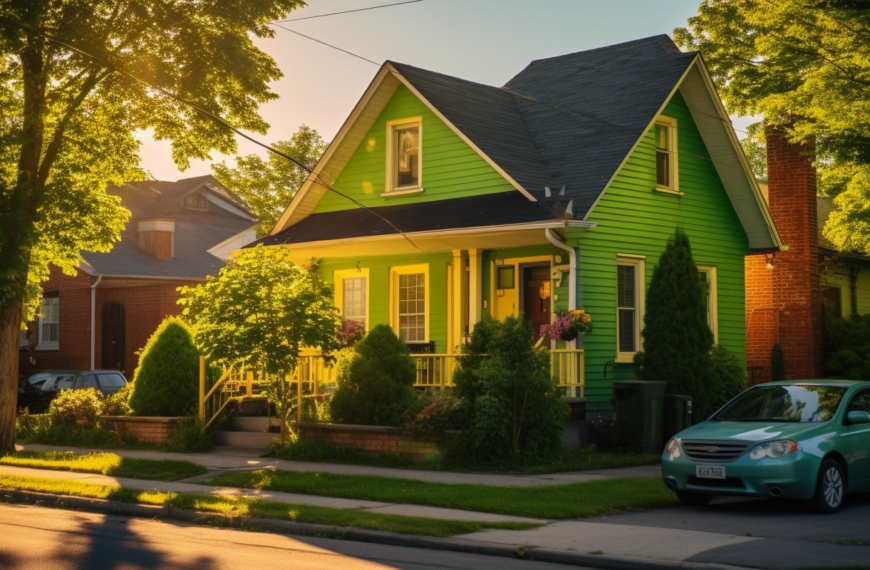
[139,0,753,181]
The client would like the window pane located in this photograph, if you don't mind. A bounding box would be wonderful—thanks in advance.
[656,125,669,150]
[397,272,425,342]
[618,309,635,352]
[497,266,515,289]
[656,149,670,186]
[617,265,635,308]
[699,271,711,325]
[342,277,366,325]
[396,126,419,187]
[99,373,126,387]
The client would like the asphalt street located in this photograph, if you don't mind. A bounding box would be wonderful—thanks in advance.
[0,503,580,570]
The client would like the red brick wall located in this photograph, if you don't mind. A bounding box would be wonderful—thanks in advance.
[101,416,185,444]
[745,127,824,382]
[297,423,442,462]
[20,267,196,377]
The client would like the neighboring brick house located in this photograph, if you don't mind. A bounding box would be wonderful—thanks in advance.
[19,175,256,376]
[744,129,870,383]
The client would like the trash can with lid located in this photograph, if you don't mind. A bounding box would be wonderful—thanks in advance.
[612,381,666,450]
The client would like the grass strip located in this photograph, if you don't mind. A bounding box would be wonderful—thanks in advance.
[0,451,208,482]
[207,470,678,520]
[0,474,540,537]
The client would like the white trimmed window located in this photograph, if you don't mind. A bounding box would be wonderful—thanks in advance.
[616,256,645,362]
[697,265,719,343]
[654,116,679,194]
[384,118,422,196]
[334,268,369,329]
[390,264,429,343]
[37,296,59,350]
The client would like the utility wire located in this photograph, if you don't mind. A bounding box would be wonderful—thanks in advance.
[271,0,425,23]
[0,15,419,249]
[269,22,380,65]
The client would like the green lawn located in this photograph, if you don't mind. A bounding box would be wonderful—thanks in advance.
[0,451,208,482]
[0,474,540,537]
[207,469,678,519]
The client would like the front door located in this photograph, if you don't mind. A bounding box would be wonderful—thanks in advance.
[522,265,551,341]
[101,302,125,372]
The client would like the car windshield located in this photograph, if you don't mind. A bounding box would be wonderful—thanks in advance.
[714,385,848,423]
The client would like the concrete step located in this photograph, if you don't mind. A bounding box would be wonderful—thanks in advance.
[214,431,279,449]
[228,417,272,432]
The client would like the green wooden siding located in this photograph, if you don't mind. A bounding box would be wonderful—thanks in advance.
[313,85,516,213]
[320,252,452,352]
[567,90,750,411]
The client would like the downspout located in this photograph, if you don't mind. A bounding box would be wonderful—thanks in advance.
[545,229,577,311]
[90,275,102,370]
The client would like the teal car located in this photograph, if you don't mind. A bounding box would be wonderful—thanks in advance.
[662,380,870,513]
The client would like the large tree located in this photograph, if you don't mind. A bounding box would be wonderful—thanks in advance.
[0,0,302,452]
[213,124,325,236]
[675,0,870,251]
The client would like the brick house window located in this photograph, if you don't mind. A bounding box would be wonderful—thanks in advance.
[37,296,59,350]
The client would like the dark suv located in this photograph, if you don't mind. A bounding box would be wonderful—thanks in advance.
[69,371,128,396]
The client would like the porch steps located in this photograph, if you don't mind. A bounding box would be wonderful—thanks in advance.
[214,416,279,449]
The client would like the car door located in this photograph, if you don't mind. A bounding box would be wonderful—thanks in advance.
[842,388,870,490]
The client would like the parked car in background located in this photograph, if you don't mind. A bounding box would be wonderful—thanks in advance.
[67,371,128,397]
[662,380,870,513]
[17,375,53,414]
[40,372,80,392]
[26,370,79,389]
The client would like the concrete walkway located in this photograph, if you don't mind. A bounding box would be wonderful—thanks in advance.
[17,443,661,486]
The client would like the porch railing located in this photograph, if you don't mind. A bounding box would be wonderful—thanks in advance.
[199,349,585,429]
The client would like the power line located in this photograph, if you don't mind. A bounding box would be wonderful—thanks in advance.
[271,0,426,23]
[269,22,380,65]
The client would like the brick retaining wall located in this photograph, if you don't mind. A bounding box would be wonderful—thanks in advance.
[101,416,186,444]
[295,423,441,462]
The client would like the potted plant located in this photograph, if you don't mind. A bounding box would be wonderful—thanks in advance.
[541,309,593,342]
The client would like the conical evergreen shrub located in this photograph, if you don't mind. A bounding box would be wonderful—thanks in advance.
[129,317,201,416]
[637,228,716,418]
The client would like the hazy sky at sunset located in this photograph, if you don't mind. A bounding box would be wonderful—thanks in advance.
[138,0,752,181]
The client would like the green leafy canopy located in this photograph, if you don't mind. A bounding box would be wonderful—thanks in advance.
[676,0,870,252]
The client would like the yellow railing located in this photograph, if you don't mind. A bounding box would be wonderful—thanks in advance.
[199,349,585,428]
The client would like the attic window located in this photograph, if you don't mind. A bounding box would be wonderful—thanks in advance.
[184,193,208,210]
[654,116,679,194]
[384,118,423,197]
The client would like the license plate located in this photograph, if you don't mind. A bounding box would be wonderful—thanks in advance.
[696,465,726,479]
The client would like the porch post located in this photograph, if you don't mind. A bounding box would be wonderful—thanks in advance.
[451,249,466,348]
[468,249,482,332]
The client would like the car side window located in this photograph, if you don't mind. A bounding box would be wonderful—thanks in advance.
[75,375,98,389]
[847,390,870,414]
[56,375,75,390]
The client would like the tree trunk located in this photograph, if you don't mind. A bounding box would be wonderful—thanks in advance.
[0,297,23,452]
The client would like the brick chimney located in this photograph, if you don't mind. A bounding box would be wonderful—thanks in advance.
[744,127,824,382]
[137,218,175,259]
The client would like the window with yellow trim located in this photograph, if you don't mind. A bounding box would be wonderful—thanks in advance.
[385,118,422,195]
[654,116,678,193]
[616,256,645,362]
[334,268,369,330]
[697,265,719,343]
[390,264,429,343]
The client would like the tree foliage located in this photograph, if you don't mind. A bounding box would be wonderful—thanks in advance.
[329,324,418,427]
[452,316,568,465]
[675,0,870,253]
[128,317,201,417]
[0,0,303,451]
[213,125,325,236]
[636,228,716,418]
[825,313,870,380]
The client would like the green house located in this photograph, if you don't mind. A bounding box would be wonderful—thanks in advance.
[258,36,782,411]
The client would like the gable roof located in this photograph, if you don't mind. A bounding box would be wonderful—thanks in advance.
[272,36,781,250]
[82,175,256,279]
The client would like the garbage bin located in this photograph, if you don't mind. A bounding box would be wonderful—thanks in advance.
[612,381,666,450]
[663,394,692,445]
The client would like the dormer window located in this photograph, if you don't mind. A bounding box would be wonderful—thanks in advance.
[654,116,679,194]
[384,118,423,196]
[184,193,208,210]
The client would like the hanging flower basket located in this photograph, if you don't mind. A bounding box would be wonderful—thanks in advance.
[541,310,593,342]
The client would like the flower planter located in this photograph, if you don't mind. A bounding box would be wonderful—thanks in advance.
[101,416,186,444]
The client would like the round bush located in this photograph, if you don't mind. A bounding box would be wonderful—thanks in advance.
[49,388,104,434]
[129,317,201,416]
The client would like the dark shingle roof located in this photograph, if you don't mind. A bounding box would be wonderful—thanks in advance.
[258,192,554,246]
[83,176,254,279]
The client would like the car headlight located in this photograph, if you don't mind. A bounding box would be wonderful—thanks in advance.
[665,438,681,459]
[748,440,798,460]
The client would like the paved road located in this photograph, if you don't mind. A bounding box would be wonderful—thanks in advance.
[0,503,578,570]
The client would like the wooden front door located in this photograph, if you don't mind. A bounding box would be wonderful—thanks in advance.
[101,302,125,372]
[522,265,551,341]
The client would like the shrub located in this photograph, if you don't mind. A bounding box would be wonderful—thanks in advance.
[825,313,870,379]
[103,384,133,416]
[771,343,786,381]
[15,413,52,442]
[452,315,568,465]
[49,389,104,434]
[637,228,716,419]
[165,417,214,453]
[329,324,418,427]
[129,317,201,417]
[405,393,465,446]
[708,345,748,414]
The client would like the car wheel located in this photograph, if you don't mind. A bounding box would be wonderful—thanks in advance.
[812,459,845,514]
[676,491,713,506]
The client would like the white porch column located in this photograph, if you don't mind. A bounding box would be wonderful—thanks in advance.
[468,249,483,332]
[451,249,466,349]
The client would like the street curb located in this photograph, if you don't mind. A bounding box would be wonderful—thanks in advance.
[0,488,749,570]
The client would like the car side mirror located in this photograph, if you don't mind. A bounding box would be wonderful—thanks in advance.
[847,411,870,425]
